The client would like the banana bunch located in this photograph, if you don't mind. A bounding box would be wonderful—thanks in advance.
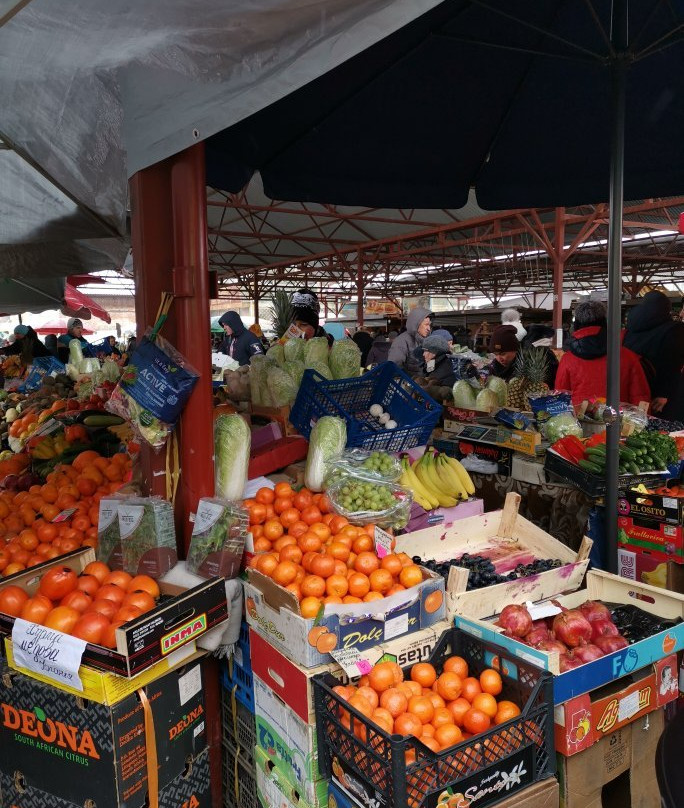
[399,451,474,511]
[641,563,667,588]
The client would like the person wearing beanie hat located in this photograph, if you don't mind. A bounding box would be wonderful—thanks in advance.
[414,334,458,388]
[56,316,96,362]
[432,328,454,347]
[366,329,397,366]
[289,288,333,345]
[13,324,30,337]
[488,324,520,382]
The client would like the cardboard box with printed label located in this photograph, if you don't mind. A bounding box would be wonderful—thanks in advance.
[455,569,684,703]
[245,564,445,668]
[0,659,207,808]
[554,655,678,756]
[256,747,320,808]
[557,708,663,808]
[441,419,544,457]
[0,547,228,677]
[617,513,684,562]
[395,492,591,621]
[433,435,513,475]
[618,546,684,593]
[253,673,328,808]
[328,777,560,808]
[620,487,684,526]
[249,621,449,723]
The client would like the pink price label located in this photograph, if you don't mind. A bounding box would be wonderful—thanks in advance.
[356,659,373,675]
[374,525,393,559]
[52,508,77,524]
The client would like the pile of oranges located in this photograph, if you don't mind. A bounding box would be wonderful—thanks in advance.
[0,560,160,648]
[0,450,132,578]
[332,656,521,755]
[244,483,427,617]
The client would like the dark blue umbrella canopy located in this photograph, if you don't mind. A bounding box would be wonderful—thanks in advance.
[206,0,683,210]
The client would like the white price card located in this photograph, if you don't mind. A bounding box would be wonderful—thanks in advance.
[330,645,384,678]
[374,526,394,559]
[526,600,562,621]
[12,618,87,691]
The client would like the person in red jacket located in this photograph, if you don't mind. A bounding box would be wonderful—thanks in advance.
[556,300,651,407]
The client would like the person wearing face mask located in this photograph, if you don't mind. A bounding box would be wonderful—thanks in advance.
[289,288,334,346]
[388,306,433,376]
[488,324,558,386]
[416,335,458,387]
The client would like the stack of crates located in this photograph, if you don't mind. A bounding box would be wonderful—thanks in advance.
[221,620,259,808]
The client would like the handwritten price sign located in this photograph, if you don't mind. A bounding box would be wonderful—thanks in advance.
[12,618,87,691]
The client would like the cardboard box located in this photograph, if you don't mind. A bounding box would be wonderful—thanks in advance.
[441,420,544,457]
[434,435,513,475]
[554,655,678,756]
[328,777,560,808]
[253,674,327,807]
[395,492,591,621]
[455,569,684,703]
[0,548,228,677]
[0,659,207,808]
[620,487,684,526]
[617,513,684,562]
[256,747,322,808]
[249,621,450,724]
[618,546,684,593]
[557,708,663,808]
[245,566,445,668]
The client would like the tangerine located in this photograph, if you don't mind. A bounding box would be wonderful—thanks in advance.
[443,656,469,679]
[479,668,503,696]
[399,564,423,589]
[463,708,490,736]
[436,672,463,702]
[379,688,409,718]
[410,663,437,688]
[407,696,434,724]
[434,723,463,750]
[394,713,423,738]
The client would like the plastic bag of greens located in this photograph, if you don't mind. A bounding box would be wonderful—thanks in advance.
[283,359,305,387]
[329,338,361,379]
[283,338,305,363]
[267,365,299,407]
[105,330,199,449]
[326,474,413,530]
[186,498,249,579]
[117,496,178,577]
[304,336,329,367]
[530,392,582,441]
[326,449,402,486]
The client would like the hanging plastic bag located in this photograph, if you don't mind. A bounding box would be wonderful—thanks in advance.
[326,448,402,486]
[105,330,199,449]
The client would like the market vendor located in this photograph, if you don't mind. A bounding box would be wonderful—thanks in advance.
[56,318,96,363]
[0,325,51,363]
[414,335,458,388]
[290,288,334,346]
[488,324,558,385]
[388,306,433,376]
[219,310,265,365]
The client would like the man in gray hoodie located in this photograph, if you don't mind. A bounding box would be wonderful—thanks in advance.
[388,306,432,376]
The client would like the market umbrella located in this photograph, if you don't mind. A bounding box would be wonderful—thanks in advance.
[206,0,684,573]
[34,319,94,335]
[63,283,112,324]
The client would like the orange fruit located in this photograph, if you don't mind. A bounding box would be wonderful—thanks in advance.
[379,687,408,718]
[274,482,294,499]
[472,692,498,719]
[300,575,326,598]
[394,712,423,739]
[354,551,380,576]
[310,554,336,579]
[272,561,299,587]
[356,686,380,710]
[443,656,469,679]
[434,723,463,750]
[368,662,398,694]
[399,564,423,589]
[463,708,490,736]
[436,672,463,702]
[480,668,503,696]
[347,572,371,598]
[410,663,437,688]
[263,519,285,541]
[255,553,279,576]
[495,701,521,724]
[309,522,331,541]
[352,534,373,554]
[369,568,393,594]
[327,542,350,562]
[371,708,394,735]
[300,506,323,526]
[279,544,303,564]
[255,487,275,505]
[300,596,321,618]
[407,696,434,725]
[326,574,349,598]
[431,706,453,729]
[298,533,322,553]
[461,677,483,703]
[447,697,472,727]
[363,591,384,602]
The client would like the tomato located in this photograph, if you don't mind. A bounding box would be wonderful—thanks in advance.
[20,594,53,624]
[76,574,100,597]
[72,612,110,645]
[126,575,160,599]
[44,605,80,634]
[38,566,78,601]
[60,589,93,613]
[85,598,119,620]
[82,560,110,584]
[122,591,156,614]
[100,619,125,649]
[0,585,29,617]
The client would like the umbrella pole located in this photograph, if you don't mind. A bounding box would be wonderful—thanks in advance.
[605,0,628,574]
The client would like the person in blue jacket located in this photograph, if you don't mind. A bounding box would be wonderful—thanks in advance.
[56,317,96,363]
[219,311,265,366]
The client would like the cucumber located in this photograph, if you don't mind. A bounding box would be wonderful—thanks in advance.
[579,459,603,474]
[588,444,607,455]
[82,414,125,427]
[618,447,636,461]
[586,448,607,462]
[628,461,641,475]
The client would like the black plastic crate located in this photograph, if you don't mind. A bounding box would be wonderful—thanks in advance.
[221,684,256,765]
[223,740,258,808]
[290,361,442,452]
[313,627,554,808]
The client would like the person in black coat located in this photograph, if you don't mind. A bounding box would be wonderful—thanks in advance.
[352,329,374,366]
[219,311,265,366]
[414,335,458,387]
[0,325,51,364]
[624,291,684,420]
[366,331,397,366]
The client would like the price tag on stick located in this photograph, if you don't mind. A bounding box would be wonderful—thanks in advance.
[374,526,394,559]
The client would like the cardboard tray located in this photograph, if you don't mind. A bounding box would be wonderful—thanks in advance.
[455,569,684,703]
[395,492,592,620]
[620,486,684,526]
[244,566,445,668]
[0,548,228,677]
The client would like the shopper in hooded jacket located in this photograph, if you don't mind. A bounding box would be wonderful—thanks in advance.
[555,301,650,407]
[623,291,684,420]
[219,311,265,366]
[388,307,432,376]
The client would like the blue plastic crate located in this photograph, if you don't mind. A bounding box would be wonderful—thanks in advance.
[221,659,255,712]
[289,361,442,452]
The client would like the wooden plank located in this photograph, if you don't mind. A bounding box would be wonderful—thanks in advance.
[496,492,521,540]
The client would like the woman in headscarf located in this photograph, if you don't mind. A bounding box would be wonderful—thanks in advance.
[290,288,334,346]
[0,325,51,363]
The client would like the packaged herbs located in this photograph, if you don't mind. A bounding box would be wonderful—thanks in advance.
[186,498,248,579]
[96,496,126,569]
[118,497,178,577]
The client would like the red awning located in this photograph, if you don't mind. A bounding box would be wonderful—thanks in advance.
[35,319,95,335]
[62,283,111,323]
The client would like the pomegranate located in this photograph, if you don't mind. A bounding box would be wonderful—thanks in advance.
[579,600,613,623]
[559,653,583,672]
[524,626,552,646]
[536,638,568,654]
[553,610,593,648]
[594,635,629,654]
[572,644,605,663]
[590,618,619,643]
[496,604,533,638]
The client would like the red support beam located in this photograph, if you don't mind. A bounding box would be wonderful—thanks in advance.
[553,207,566,349]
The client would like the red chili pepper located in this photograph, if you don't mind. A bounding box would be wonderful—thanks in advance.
[586,432,607,447]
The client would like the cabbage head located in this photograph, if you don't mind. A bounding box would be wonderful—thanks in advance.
[267,366,299,407]
[283,360,305,387]
[452,380,477,408]
[307,360,333,380]
[267,343,285,366]
[304,416,347,491]
[304,337,329,367]
[250,355,274,406]
[475,388,499,413]
[283,338,305,363]
[329,338,361,379]
[486,376,508,407]
[544,412,583,442]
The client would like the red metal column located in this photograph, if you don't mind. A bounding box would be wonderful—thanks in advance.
[553,207,566,349]
[357,252,364,327]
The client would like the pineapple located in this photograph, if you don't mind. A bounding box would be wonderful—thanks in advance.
[268,290,294,338]
[507,347,550,410]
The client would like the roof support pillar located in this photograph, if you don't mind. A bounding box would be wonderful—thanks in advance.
[357,252,364,327]
[553,207,565,349]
